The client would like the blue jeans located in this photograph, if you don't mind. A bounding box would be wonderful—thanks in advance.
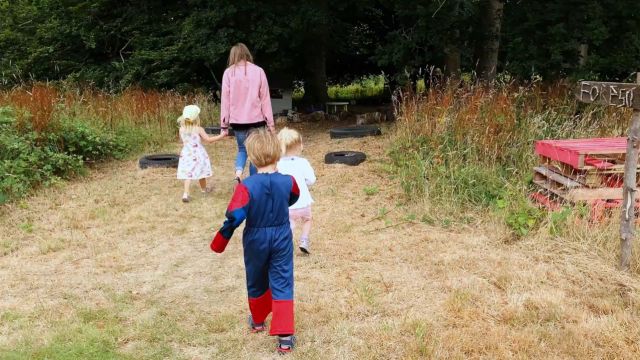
[234,129,257,176]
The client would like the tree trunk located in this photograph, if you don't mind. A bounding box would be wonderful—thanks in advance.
[579,43,589,68]
[620,72,640,271]
[444,47,461,80]
[477,0,505,83]
[302,0,328,108]
[302,43,328,107]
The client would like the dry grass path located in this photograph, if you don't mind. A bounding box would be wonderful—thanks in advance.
[2,123,640,359]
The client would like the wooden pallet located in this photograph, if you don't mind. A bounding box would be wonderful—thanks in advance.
[539,157,628,187]
[533,166,623,201]
[535,137,629,170]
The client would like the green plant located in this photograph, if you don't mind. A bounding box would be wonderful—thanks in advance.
[363,185,379,196]
[59,121,128,162]
[549,207,573,236]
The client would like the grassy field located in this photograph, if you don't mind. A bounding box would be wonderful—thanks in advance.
[0,85,219,204]
[2,82,640,358]
[2,117,640,358]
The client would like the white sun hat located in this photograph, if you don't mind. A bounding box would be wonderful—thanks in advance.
[178,104,201,122]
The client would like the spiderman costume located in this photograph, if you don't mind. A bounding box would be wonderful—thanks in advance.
[211,172,300,335]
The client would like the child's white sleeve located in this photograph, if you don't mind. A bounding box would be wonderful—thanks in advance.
[304,159,316,186]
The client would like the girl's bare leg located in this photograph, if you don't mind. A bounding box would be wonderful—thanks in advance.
[183,180,191,199]
[299,219,312,254]
[301,219,312,240]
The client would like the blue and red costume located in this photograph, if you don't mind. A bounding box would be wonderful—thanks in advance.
[211,173,300,335]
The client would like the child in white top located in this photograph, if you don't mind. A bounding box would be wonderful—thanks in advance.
[177,105,224,203]
[277,127,316,254]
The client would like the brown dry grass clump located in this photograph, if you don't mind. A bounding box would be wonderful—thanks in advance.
[0,84,219,147]
[2,122,640,358]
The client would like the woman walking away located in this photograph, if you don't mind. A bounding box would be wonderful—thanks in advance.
[220,43,275,182]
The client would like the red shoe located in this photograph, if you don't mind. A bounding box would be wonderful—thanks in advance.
[248,315,266,333]
[276,335,296,354]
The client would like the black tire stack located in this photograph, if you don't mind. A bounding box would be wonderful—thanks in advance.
[325,125,381,166]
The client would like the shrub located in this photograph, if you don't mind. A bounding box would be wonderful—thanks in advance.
[0,108,83,202]
[0,107,139,203]
[59,121,129,162]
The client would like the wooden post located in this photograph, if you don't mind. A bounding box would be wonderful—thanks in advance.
[620,72,640,271]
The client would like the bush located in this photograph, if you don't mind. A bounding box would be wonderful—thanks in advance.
[0,107,138,203]
[0,108,83,201]
[59,121,129,162]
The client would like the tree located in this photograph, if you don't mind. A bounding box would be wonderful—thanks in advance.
[476,0,505,82]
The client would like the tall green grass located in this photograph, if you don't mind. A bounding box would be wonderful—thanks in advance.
[390,82,630,236]
[0,83,219,203]
[293,74,386,102]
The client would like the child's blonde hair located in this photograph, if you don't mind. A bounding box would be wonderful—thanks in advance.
[245,129,281,168]
[178,105,201,134]
[277,127,303,155]
[227,43,253,67]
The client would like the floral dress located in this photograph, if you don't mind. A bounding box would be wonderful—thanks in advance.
[177,129,212,180]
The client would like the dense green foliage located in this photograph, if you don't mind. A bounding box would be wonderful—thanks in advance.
[1,0,639,97]
[0,107,131,203]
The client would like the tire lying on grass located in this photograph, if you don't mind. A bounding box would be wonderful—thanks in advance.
[205,126,235,136]
[139,154,180,169]
[329,125,381,139]
[324,151,366,166]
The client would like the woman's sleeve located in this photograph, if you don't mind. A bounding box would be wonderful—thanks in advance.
[220,70,231,130]
[259,69,275,130]
[211,183,250,253]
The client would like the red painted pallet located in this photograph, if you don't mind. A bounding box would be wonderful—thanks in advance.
[529,191,640,223]
[535,137,627,170]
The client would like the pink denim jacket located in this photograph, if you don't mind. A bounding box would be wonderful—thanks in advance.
[220,61,274,133]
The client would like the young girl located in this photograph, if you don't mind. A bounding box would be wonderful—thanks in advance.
[277,128,316,254]
[177,105,224,203]
[211,129,299,353]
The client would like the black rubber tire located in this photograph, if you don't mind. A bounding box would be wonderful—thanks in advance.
[329,125,382,139]
[139,154,180,169]
[324,151,366,166]
[205,126,234,136]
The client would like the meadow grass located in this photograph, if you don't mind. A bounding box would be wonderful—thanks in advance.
[0,84,219,150]
[2,122,640,358]
[390,81,640,271]
[294,74,386,102]
[0,84,219,203]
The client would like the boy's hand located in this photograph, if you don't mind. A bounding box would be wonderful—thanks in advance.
[211,232,229,253]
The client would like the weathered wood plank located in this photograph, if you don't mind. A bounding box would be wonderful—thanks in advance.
[532,179,623,201]
[576,81,640,109]
[533,166,582,188]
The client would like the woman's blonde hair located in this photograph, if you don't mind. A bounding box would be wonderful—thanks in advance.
[277,127,303,155]
[227,43,253,67]
[245,129,281,168]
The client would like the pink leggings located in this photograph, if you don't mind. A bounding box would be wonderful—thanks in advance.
[289,206,312,239]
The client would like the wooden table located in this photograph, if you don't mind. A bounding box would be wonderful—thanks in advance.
[325,101,349,114]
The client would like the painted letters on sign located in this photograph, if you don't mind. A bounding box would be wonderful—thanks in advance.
[577,81,640,109]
